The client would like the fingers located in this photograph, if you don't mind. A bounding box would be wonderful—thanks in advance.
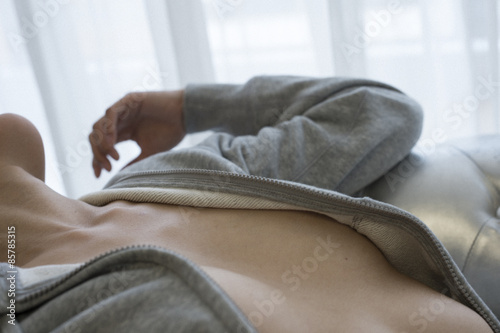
[89,107,122,178]
[89,92,146,177]
[92,157,103,178]
[89,121,119,178]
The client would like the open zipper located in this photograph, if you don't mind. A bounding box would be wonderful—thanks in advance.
[15,168,499,332]
[101,168,500,332]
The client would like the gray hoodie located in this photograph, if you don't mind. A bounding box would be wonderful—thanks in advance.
[2,76,499,332]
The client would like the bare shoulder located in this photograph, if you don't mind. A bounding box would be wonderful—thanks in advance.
[0,113,45,181]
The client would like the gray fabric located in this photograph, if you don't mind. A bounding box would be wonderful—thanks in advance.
[0,248,256,333]
[3,76,499,332]
[111,76,423,195]
[98,75,499,331]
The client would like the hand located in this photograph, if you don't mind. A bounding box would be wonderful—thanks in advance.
[89,90,185,178]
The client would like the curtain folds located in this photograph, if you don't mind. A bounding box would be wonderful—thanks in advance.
[0,0,499,197]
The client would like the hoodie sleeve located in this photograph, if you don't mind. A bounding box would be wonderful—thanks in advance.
[183,75,423,195]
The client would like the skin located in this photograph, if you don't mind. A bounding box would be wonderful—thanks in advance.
[89,90,185,177]
[0,94,494,333]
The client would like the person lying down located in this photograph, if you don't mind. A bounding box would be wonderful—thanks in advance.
[1,76,498,333]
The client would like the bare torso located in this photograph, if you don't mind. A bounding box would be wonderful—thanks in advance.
[0,166,493,333]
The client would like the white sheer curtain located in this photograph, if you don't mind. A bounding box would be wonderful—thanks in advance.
[1,0,499,198]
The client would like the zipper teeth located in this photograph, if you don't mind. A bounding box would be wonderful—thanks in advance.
[455,282,499,332]
[129,169,497,331]
[25,169,497,332]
